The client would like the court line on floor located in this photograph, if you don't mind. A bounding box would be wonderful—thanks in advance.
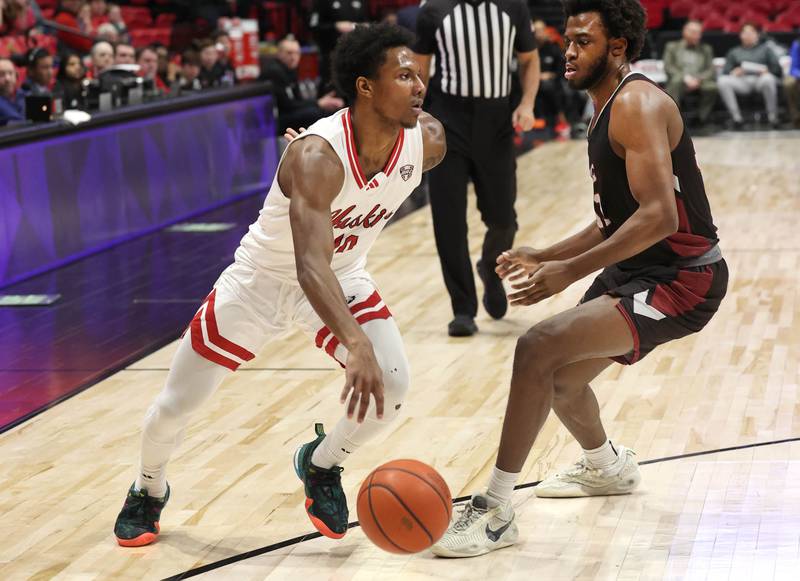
[122,367,338,372]
[162,435,800,580]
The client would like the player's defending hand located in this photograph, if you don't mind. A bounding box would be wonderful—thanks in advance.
[507,260,577,306]
[341,343,385,423]
[496,247,542,281]
[283,127,307,142]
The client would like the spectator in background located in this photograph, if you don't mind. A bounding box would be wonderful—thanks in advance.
[198,39,225,88]
[22,47,54,95]
[784,38,800,128]
[532,18,569,136]
[663,20,717,127]
[53,50,85,108]
[114,42,135,65]
[259,35,344,133]
[152,43,176,89]
[718,22,782,129]
[107,3,128,43]
[96,21,118,43]
[0,0,36,36]
[0,57,25,125]
[77,1,95,36]
[178,48,202,92]
[54,0,94,54]
[137,45,167,92]
[212,28,235,84]
[89,40,113,77]
[89,0,106,22]
[309,0,369,91]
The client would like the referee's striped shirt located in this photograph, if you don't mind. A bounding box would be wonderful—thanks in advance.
[414,0,537,99]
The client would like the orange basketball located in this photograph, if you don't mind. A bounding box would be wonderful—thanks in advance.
[357,459,452,554]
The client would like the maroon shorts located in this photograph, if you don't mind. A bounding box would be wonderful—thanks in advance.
[580,259,729,365]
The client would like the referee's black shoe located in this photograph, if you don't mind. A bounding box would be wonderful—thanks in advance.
[477,260,508,320]
[448,315,478,337]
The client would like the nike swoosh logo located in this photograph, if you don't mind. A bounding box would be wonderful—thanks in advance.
[485,520,512,542]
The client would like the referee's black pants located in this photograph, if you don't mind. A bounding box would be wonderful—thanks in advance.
[427,94,518,319]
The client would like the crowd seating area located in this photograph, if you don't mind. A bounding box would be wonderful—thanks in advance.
[1,1,799,132]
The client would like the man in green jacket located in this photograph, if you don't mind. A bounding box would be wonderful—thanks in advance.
[663,20,717,126]
[718,22,783,129]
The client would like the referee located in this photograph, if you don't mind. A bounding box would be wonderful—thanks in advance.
[414,0,540,337]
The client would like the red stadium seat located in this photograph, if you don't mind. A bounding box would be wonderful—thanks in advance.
[777,6,800,26]
[762,20,794,31]
[702,13,727,31]
[129,28,172,49]
[739,11,771,28]
[724,19,743,33]
[690,5,715,21]
[120,7,152,30]
[669,0,693,19]
[726,4,749,22]
[642,0,666,29]
[155,13,176,27]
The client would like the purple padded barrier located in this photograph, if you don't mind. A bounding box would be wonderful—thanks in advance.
[0,93,277,288]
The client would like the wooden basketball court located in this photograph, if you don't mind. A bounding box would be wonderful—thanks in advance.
[2,132,799,580]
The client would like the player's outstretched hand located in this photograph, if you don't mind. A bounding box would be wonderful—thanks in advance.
[340,344,385,423]
[496,247,543,282]
[507,260,577,306]
[283,127,307,142]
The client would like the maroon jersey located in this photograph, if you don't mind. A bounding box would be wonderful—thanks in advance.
[588,73,719,270]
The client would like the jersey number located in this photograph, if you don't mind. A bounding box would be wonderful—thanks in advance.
[334,234,359,253]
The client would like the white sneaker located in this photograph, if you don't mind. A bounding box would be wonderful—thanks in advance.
[431,493,518,558]
[534,446,641,498]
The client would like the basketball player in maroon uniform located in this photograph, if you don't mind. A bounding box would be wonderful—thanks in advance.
[434,0,728,557]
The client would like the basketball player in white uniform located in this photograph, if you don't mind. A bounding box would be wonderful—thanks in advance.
[114,23,446,546]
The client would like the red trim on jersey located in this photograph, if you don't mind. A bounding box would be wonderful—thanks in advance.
[674,197,691,234]
[665,232,712,257]
[343,109,404,188]
[614,302,640,364]
[384,128,405,176]
[314,291,383,348]
[342,112,366,189]
[204,290,256,362]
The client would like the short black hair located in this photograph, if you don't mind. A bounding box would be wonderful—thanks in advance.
[332,22,414,103]
[27,47,52,69]
[563,0,647,62]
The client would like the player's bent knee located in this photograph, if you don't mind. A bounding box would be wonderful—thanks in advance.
[379,358,410,422]
[515,327,560,375]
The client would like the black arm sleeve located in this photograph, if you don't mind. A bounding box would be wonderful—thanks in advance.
[513,1,537,52]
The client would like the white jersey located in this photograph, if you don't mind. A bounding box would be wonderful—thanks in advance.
[234,108,424,283]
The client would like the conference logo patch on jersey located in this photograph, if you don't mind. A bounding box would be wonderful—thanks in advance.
[399,164,414,182]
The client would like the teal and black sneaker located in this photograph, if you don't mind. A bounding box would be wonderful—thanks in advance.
[293,423,349,539]
[113,483,170,547]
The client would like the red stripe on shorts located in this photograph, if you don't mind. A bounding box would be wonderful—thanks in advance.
[204,290,255,361]
[314,291,383,348]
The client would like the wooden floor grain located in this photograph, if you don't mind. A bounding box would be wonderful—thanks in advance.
[2,132,799,581]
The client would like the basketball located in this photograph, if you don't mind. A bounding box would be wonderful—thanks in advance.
[357,459,452,554]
